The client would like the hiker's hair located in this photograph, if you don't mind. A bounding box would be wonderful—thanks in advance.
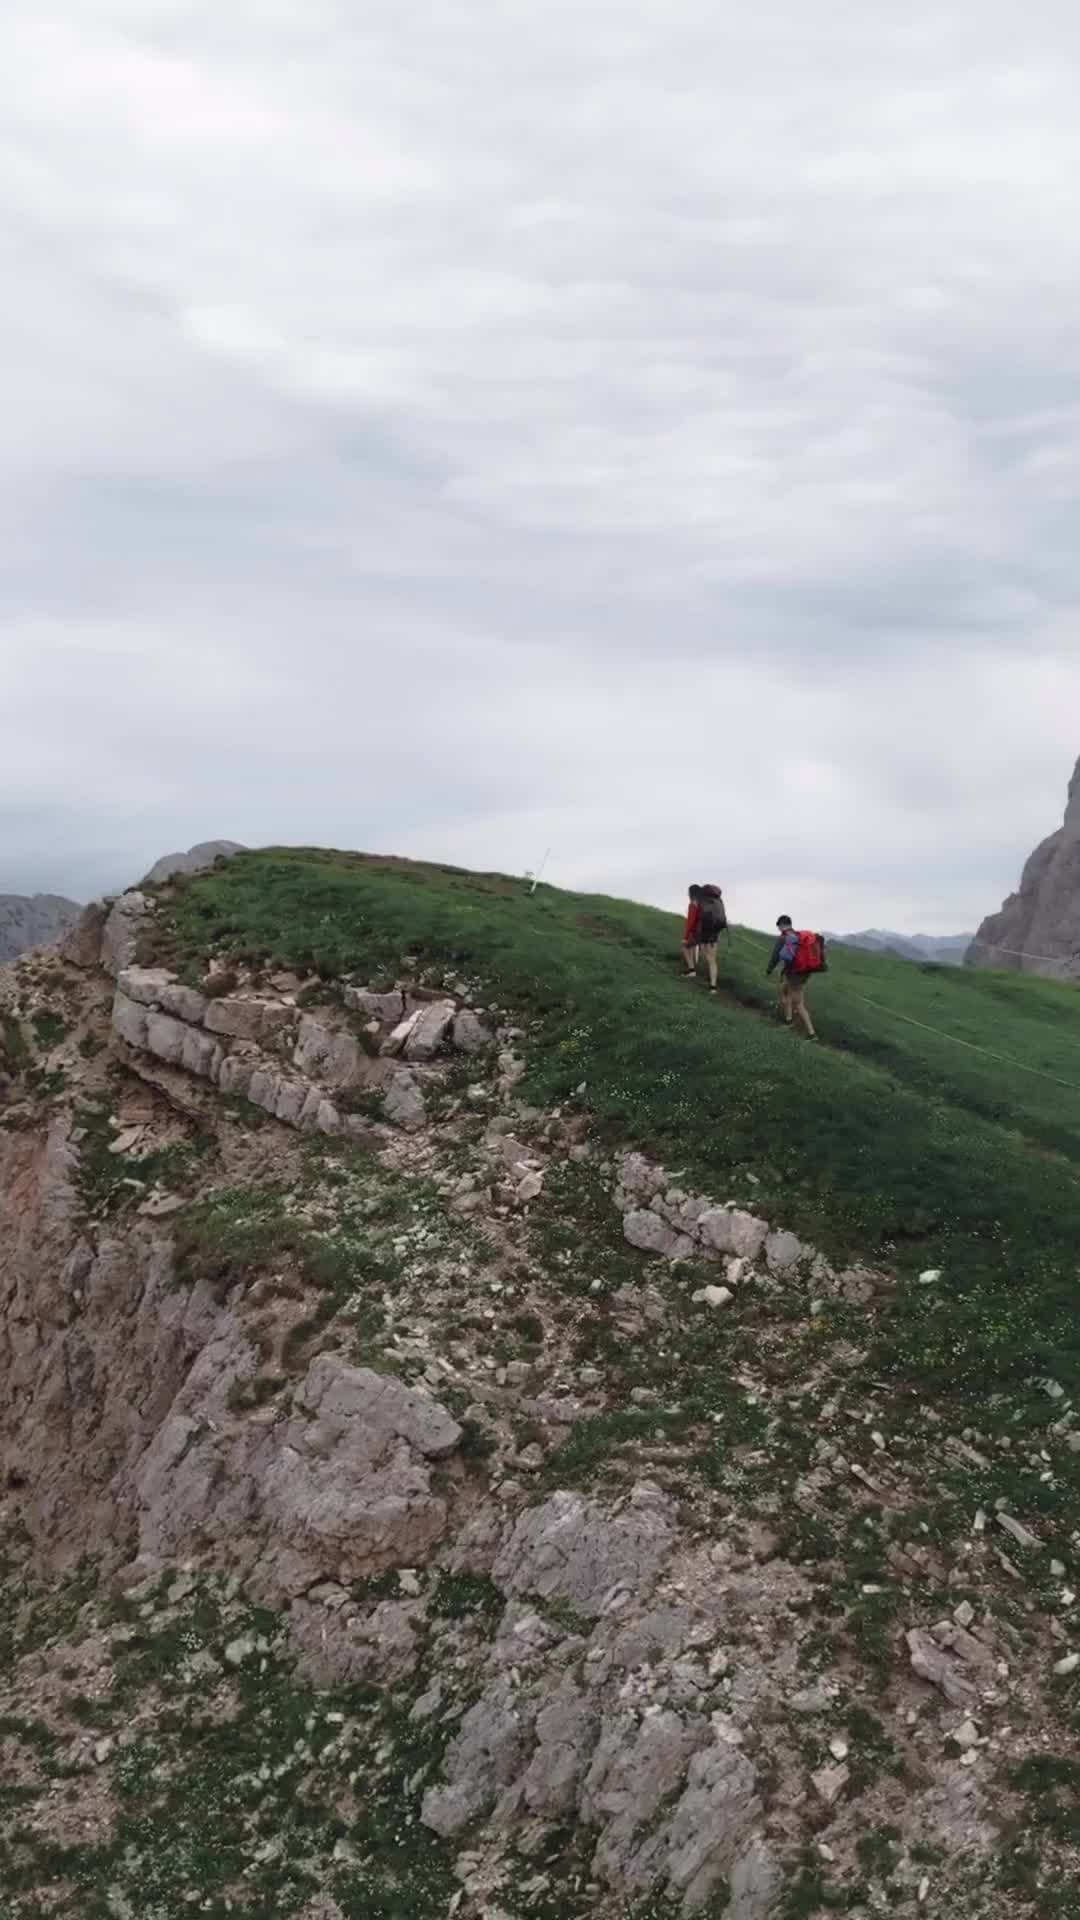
[689,884,703,898]
[776,915,793,928]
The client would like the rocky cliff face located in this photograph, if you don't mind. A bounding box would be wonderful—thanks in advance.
[0,888,1074,1918]
[967,754,1080,978]
[0,893,81,962]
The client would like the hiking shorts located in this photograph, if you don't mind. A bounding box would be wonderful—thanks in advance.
[698,921,724,947]
[783,970,810,990]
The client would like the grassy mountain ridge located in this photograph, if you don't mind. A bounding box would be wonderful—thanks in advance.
[3,845,1080,1917]
[144,846,1080,1402]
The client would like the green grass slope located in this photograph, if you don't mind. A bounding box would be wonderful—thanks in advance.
[145,847,1080,1402]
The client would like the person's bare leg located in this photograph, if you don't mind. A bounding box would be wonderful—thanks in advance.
[779,982,793,1024]
[682,945,697,976]
[704,943,718,990]
[793,986,816,1038]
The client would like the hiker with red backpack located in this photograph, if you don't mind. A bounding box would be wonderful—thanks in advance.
[695,884,727,993]
[682,884,728,990]
[767,917,826,1037]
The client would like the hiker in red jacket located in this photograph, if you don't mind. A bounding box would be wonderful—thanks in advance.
[766,916,825,1038]
[682,886,703,976]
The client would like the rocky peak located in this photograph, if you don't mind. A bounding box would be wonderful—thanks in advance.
[1066,754,1080,837]
[967,752,1080,977]
[141,838,246,886]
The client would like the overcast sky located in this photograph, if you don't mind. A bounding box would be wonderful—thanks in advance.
[3,1,1080,933]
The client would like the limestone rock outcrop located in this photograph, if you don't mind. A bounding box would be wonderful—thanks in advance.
[967,754,1080,978]
[138,1353,462,1605]
[45,843,242,974]
[59,899,110,968]
[102,893,154,977]
[108,964,486,1138]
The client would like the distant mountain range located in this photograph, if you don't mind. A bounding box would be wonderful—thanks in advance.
[828,929,974,968]
[0,894,82,963]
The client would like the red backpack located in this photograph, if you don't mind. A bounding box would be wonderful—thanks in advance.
[781,929,827,974]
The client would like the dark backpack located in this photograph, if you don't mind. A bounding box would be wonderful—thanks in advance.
[781,929,827,974]
[698,886,727,940]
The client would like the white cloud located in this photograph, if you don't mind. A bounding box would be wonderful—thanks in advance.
[1,0,1079,930]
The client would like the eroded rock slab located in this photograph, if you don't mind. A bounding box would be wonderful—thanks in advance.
[102,893,153,977]
[136,1355,462,1606]
[494,1486,675,1617]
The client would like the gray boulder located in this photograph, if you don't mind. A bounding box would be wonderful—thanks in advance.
[765,1229,804,1274]
[583,1707,704,1886]
[421,1690,528,1837]
[521,1680,599,1816]
[116,966,207,1026]
[403,1000,457,1061]
[615,1153,667,1209]
[258,1362,461,1589]
[494,1487,675,1617]
[698,1207,769,1261]
[138,1356,463,1606]
[906,1628,978,1708]
[179,1025,225,1082]
[623,1208,694,1260]
[299,1355,462,1460]
[343,986,406,1024]
[205,998,284,1041]
[608,1604,695,1671]
[119,998,223,1082]
[663,1741,763,1910]
[727,1837,783,1920]
[452,1008,494,1054]
[383,1072,427,1132]
[111,990,149,1051]
[296,1900,346,1920]
[289,1593,424,1689]
[293,1013,374,1091]
[145,1011,191,1069]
